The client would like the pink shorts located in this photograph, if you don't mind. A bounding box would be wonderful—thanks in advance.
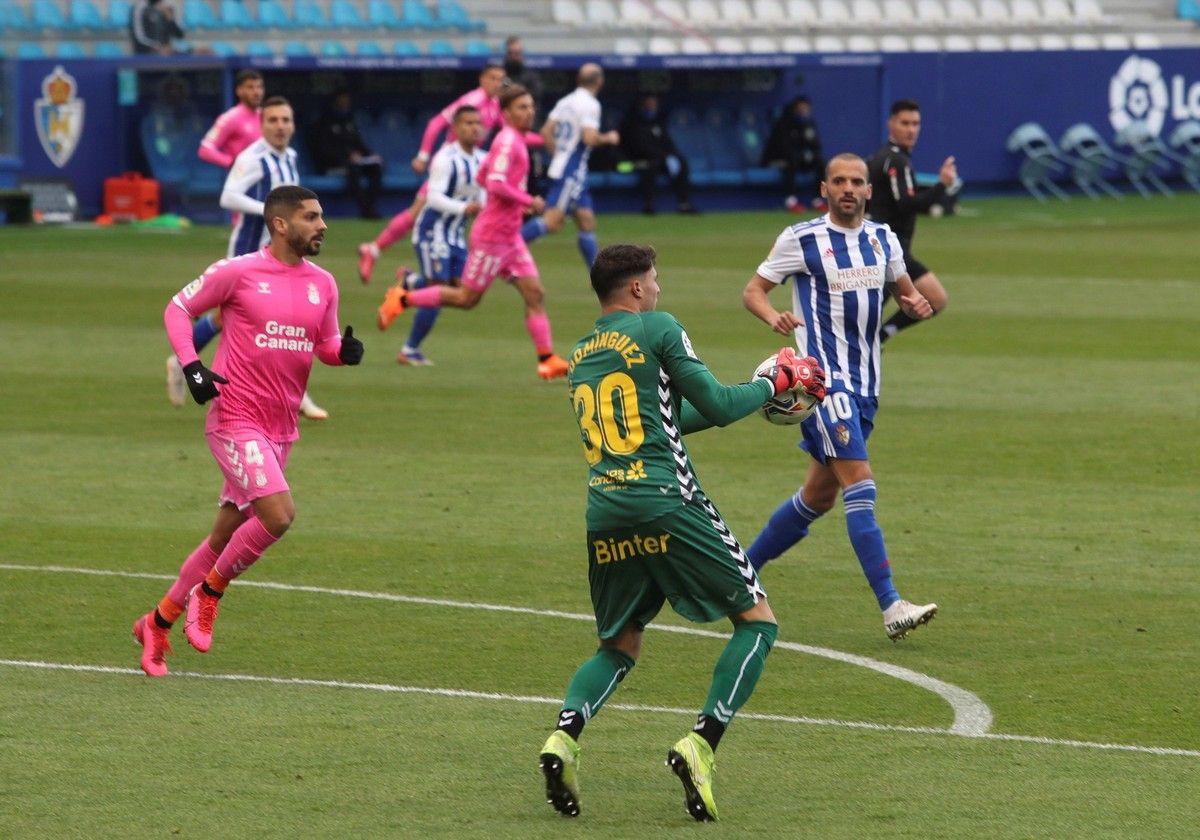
[461,240,538,293]
[206,429,292,511]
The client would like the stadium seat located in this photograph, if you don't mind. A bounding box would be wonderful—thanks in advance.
[666,108,712,180]
[393,39,420,54]
[1039,0,1071,21]
[648,35,679,53]
[681,35,712,52]
[68,0,105,29]
[976,0,1009,23]
[613,36,642,53]
[720,0,755,25]
[1073,0,1103,21]
[746,35,778,52]
[975,32,1006,49]
[1180,0,1200,22]
[751,0,787,22]
[55,40,85,56]
[245,40,276,55]
[257,0,296,29]
[295,0,329,27]
[219,0,259,29]
[656,0,687,20]
[427,39,455,54]
[618,0,657,26]
[584,0,618,26]
[182,0,220,30]
[942,0,977,26]
[331,0,369,28]
[1058,122,1126,199]
[944,33,974,50]
[1007,32,1037,49]
[878,33,909,50]
[320,40,350,55]
[355,40,384,54]
[284,40,312,55]
[437,0,485,31]
[402,0,441,28]
[106,0,131,28]
[780,34,811,52]
[1009,0,1040,22]
[882,0,915,21]
[93,41,127,56]
[463,39,493,55]
[1038,32,1068,49]
[817,0,853,26]
[551,0,585,25]
[1166,120,1200,192]
[703,108,748,185]
[910,33,940,50]
[367,0,404,28]
[687,0,722,26]
[1068,32,1100,48]
[850,0,885,27]
[1131,32,1162,48]
[16,42,47,57]
[208,40,238,55]
[31,0,71,29]
[0,2,33,31]
[1005,122,1071,200]
[1099,32,1129,49]
[714,35,744,52]
[846,33,877,51]
[813,34,846,51]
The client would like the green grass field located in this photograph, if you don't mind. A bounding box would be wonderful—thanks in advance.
[1,196,1198,838]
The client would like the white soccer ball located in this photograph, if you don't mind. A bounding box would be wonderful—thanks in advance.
[754,353,819,426]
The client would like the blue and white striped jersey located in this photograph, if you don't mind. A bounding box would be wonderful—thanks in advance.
[756,216,907,398]
[221,138,300,258]
[546,87,601,181]
[413,141,486,251]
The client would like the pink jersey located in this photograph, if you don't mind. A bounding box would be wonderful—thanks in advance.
[166,248,344,443]
[419,88,501,158]
[472,125,533,244]
[198,103,262,169]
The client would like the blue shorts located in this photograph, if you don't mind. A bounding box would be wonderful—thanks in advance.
[545,173,592,214]
[799,390,878,463]
[413,237,467,284]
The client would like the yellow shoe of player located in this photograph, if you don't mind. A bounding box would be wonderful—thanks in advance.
[377,285,407,331]
[539,730,581,817]
[537,354,569,380]
[667,732,718,822]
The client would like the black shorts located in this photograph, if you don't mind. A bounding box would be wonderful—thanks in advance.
[903,252,930,282]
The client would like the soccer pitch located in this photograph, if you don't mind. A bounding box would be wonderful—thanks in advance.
[1,197,1197,837]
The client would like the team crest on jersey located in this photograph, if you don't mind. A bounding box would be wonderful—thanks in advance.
[258,282,272,295]
[823,247,835,258]
[307,283,320,305]
[835,424,851,446]
[869,237,882,256]
[35,66,85,168]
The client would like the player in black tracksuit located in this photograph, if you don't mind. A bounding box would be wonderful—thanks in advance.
[866,99,960,343]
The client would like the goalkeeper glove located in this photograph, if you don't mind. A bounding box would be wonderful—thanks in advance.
[758,347,802,396]
[181,360,228,405]
[338,325,364,366]
[795,355,827,402]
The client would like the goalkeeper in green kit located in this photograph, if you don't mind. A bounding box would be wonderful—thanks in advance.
[539,244,826,822]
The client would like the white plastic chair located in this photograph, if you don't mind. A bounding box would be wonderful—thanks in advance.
[846,33,878,50]
[752,0,789,23]
[687,0,722,25]
[813,33,846,51]
[910,33,941,50]
[1007,32,1037,49]
[714,35,746,51]
[1009,0,1041,23]
[719,0,755,25]
[977,0,1009,23]
[618,0,658,27]
[681,35,714,51]
[552,0,586,25]
[785,0,820,25]
[1039,0,1071,21]
[648,34,680,51]
[943,0,977,26]
[879,33,910,50]
[1099,31,1129,49]
[1038,32,1068,48]
[584,0,619,26]
[747,35,779,51]
[817,0,854,26]
[781,33,813,51]
[1131,32,1162,49]
[975,32,1006,49]
[1073,0,1103,22]
[943,32,973,50]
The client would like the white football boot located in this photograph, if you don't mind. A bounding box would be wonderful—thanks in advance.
[883,599,938,640]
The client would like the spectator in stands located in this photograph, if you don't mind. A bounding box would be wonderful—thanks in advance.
[504,36,544,107]
[618,95,698,215]
[762,95,827,214]
[129,0,187,55]
[311,91,384,219]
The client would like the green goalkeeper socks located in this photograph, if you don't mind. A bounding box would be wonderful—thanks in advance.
[558,647,636,738]
[701,620,777,729]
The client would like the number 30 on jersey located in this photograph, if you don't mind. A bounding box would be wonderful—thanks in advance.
[573,372,645,465]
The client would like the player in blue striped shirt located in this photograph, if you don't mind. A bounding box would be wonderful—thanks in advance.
[742,152,939,641]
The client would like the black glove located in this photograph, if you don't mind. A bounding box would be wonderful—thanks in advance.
[338,325,364,366]
[181,360,228,405]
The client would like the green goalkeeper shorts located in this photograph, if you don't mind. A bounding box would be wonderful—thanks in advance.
[586,496,767,640]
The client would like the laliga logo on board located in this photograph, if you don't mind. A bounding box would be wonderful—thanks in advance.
[1109,55,1200,137]
[35,65,85,168]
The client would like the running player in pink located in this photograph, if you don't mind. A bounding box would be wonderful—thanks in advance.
[356,63,544,284]
[197,69,264,168]
[133,186,364,677]
[376,84,569,381]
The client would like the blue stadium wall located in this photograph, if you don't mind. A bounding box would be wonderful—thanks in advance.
[6,48,1200,216]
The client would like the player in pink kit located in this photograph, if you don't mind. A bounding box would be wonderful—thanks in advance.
[133,186,364,677]
[197,69,264,168]
[376,84,569,381]
[357,63,543,284]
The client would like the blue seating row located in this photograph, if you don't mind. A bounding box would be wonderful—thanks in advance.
[2,38,494,57]
[0,0,484,33]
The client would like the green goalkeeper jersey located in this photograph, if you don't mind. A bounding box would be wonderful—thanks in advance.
[567,310,774,530]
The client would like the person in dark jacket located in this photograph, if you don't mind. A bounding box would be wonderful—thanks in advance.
[866,99,959,343]
[129,0,185,55]
[761,95,827,213]
[618,95,698,215]
[312,91,383,219]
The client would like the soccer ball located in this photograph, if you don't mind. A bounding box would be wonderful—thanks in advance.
[754,353,819,426]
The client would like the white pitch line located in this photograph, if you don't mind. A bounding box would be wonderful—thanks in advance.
[0,562,992,733]
[2,659,1196,759]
